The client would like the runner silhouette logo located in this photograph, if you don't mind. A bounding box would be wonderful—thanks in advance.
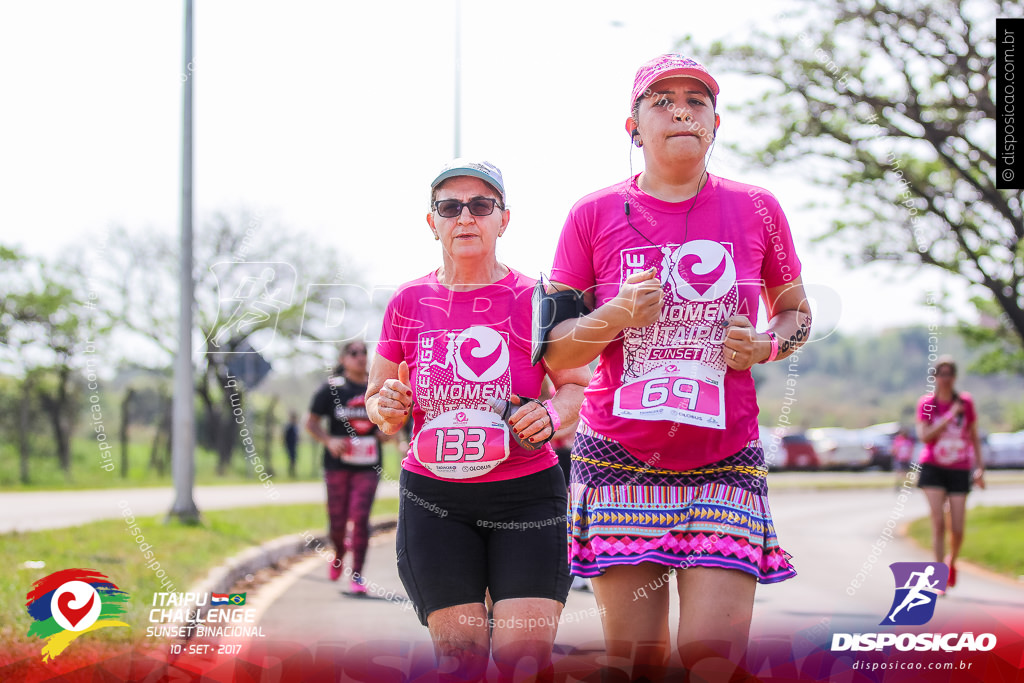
[882,562,948,626]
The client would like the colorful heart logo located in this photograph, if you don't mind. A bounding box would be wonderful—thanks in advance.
[26,569,128,661]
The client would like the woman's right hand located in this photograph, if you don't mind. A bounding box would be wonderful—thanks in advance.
[376,361,413,434]
[950,399,964,417]
[608,267,663,328]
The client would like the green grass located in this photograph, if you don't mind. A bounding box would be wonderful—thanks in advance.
[907,505,1024,578]
[1,500,396,652]
[372,497,398,517]
[0,437,405,490]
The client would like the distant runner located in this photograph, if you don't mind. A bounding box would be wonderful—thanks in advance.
[307,341,381,594]
[916,355,986,588]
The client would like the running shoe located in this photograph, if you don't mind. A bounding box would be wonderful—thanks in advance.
[328,558,343,582]
[947,562,957,588]
[350,577,367,594]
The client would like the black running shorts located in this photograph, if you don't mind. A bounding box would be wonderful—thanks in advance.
[396,465,570,626]
[917,463,972,494]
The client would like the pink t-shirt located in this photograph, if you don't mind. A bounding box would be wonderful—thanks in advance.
[375,268,558,482]
[917,392,976,469]
[550,173,802,470]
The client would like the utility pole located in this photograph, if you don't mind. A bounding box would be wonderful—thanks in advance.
[453,0,462,157]
[169,0,199,523]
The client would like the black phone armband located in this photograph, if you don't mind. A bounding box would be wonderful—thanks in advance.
[530,276,590,366]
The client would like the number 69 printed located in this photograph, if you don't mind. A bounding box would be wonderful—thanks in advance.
[641,377,700,410]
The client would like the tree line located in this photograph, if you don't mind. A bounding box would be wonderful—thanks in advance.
[0,212,369,485]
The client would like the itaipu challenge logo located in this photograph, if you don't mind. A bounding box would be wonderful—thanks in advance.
[25,569,129,661]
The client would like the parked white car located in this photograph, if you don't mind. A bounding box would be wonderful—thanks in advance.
[805,427,873,469]
[861,422,903,470]
[984,431,1024,469]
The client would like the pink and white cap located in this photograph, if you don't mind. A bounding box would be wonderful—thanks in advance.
[630,54,720,112]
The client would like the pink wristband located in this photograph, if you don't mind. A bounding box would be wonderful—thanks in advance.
[760,330,779,364]
[543,400,561,432]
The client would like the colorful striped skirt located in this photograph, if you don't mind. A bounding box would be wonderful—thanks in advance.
[568,428,796,583]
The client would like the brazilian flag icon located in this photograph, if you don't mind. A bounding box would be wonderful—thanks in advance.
[228,593,246,606]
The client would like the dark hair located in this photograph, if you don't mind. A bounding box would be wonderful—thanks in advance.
[334,340,367,374]
[929,356,957,376]
[342,340,366,355]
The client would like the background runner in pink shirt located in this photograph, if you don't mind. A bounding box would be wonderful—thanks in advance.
[915,355,986,589]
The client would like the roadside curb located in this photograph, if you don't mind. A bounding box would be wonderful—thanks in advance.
[177,515,399,638]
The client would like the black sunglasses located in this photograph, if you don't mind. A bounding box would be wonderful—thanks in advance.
[346,348,367,357]
[432,197,503,218]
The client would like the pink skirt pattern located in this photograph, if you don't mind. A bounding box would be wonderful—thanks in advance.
[568,431,796,583]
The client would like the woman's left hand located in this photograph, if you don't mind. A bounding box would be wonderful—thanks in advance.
[723,315,765,371]
[507,396,553,445]
[973,468,986,490]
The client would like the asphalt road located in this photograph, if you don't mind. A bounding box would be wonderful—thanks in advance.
[4,476,1021,678]
[5,470,1020,534]
[245,481,1024,664]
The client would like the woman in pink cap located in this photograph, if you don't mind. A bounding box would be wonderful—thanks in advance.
[366,159,589,681]
[538,54,811,676]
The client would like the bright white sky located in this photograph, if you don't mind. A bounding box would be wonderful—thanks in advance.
[0,0,973,348]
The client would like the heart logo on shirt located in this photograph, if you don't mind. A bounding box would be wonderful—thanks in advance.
[460,338,504,377]
[453,326,509,383]
[665,240,737,302]
[677,253,728,297]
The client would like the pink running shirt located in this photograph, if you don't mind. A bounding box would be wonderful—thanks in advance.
[916,392,976,470]
[550,174,802,470]
[375,268,558,482]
